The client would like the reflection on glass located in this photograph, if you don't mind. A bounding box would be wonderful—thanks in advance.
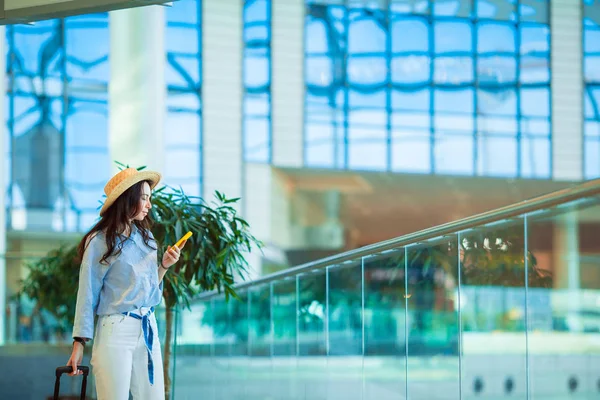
[327,262,363,400]
[243,0,271,162]
[363,250,407,399]
[165,0,202,196]
[173,300,215,400]
[527,201,600,399]
[230,291,250,397]
[272,278,298,398]
[304,1,551,178]
[406,238,460,399]
[584,1,600,179]
[460,219,527,399]
[170,195,600,399]
[7,16,110,232]
[248,285,272,397]
[212,297,231,400]
[298,271,327,398]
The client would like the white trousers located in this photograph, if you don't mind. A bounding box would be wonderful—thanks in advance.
[91,311,164,400]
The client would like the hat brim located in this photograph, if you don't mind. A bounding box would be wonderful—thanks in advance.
[100,171,161,216]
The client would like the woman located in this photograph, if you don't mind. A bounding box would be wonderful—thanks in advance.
[66,168,185,400]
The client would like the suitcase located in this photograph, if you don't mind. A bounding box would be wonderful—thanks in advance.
[52,366,90,400]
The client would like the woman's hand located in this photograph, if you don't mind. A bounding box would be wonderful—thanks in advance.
[161,241,186,269]
[67,342,84,376]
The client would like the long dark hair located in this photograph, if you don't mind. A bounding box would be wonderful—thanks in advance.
[77,180,157,265]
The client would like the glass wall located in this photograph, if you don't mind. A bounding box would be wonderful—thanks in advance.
[165,0,203,197]
[243,0,272,163]
[304,0,551,179]
[173,191,600,399]
[585,0,600,179]
[4,2,205,231]
[6,15,110,232]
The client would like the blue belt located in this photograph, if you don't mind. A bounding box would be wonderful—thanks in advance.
[122,307,155,385]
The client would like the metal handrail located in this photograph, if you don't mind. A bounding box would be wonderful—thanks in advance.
[196,178,600,300]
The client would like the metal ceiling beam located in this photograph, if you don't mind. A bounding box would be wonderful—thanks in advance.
[0,0,176,25]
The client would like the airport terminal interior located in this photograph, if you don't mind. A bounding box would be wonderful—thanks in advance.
[1,0,600,398]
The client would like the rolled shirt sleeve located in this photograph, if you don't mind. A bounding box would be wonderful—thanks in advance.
[72,235,109,339]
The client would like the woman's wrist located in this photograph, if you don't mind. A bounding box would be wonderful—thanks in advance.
[159,262,170,270]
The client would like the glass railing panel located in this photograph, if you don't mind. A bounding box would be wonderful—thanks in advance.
[297,269,327,398]
[362,248,407,400]
[272,278,299,399]
[460,218,527,400]
[406,235,460,399]
[326,260,363,400]
[229,290,250,397]
[211,296,231,400]
[4,253,64,344]
[173,300,214,400]
[245,284,272,398]
[527,199,600,399]
[170,181,600,399]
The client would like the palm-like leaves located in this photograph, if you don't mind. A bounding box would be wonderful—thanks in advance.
[151,187,262,309]
[19,245,79,335]
[17,187,262,334]
[390,227,552,288]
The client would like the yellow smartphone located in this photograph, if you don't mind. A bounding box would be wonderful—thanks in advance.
[173,231,193,249]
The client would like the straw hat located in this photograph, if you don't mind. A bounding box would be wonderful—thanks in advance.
[100,168,161,216]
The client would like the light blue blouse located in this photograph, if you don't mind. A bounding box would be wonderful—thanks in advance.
[72,225,163,339]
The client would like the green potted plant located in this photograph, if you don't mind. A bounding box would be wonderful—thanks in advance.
[19,175,262,399]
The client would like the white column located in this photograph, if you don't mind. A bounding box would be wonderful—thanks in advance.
[552,212,581,331]
[551,0,583,181]
[108,6,165,173]
[0,26,6,345]
[271,0,304,167]
[202,0,243,203]
[244,165,273,239]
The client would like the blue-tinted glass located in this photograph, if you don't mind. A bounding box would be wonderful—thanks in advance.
[477,136,518,177]
[243,0,271,163]
[7,14,111,231]
[434,89,474,114]
[585,56,600,84]
[478,88,517,116]
[245,49,270,89]
[392,56,430,84]
[392,89,431,114]
[3,92,9,211]
[392,128,431,173]
[434,56,474,84]
[434,21,472,53]
[306,18,331,54]
[587,88,600,120]
[520,88,550,117]
[392,17,429,53]
[584,5,599,178]
[521,136,550,178]
[165,0,202,196]
[584,22,600,53]
[65,16,109,82]
[477,22,516,53]
[167,0,199,24]
[304,0,550,178]
[433,0,471,17]
[519,0,548,23]
[585,134,600,178]
[476,0,516,21]
[348,17,386,54]
[520,24,550,84]
[435,131,474,175]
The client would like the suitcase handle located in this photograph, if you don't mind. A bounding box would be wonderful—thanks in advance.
[53,366,89,400]
[56,366,89,377]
